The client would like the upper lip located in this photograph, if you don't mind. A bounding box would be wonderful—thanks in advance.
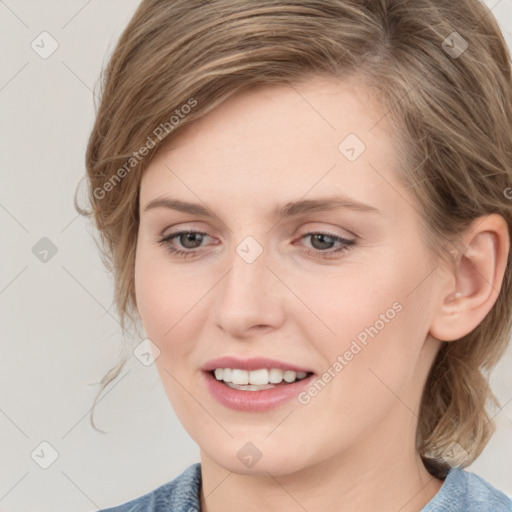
[202,356,314,374]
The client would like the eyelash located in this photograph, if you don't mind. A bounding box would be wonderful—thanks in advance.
[157,230,355,260]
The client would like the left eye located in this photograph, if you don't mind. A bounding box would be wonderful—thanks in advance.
[296,231,355,258]
[301,231,354,248]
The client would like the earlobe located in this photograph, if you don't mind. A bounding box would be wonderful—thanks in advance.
[429,214,510,342]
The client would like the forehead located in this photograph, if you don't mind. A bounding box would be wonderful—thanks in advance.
[157,75,390,157]
[139,76,406,218]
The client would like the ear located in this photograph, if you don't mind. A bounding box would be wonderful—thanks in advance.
[429,214,510,342]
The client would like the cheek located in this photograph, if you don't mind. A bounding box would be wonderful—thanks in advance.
[134,246,215,433]
[308,253,432,391]
[296,263,408,347]
[134,243,215,362]
[135,244,186,342]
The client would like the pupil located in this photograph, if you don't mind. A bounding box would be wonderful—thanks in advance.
[312,234,333,250]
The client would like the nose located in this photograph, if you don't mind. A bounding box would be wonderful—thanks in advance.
[212,239,286,339]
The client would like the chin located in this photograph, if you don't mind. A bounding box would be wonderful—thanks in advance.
[201,440,313,477]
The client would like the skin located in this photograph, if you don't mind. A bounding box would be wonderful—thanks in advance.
[134,76,509,511]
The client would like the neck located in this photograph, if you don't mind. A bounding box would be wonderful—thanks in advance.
[199,428,443,512]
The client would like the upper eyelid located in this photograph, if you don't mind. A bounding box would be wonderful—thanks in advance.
[160,228,354,239]
[160,221,357,238]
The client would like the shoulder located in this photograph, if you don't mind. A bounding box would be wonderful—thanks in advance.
[423,467,512,511]
[99,463,202,512]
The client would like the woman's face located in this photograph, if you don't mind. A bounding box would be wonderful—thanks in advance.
[135,76,444,476]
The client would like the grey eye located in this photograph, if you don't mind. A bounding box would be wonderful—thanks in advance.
[178,232,205,249]
[308,233,336,250]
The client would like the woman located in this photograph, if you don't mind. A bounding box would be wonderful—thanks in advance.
[82,0,512,510]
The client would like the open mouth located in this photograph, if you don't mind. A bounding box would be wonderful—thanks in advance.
[209,368,314,392]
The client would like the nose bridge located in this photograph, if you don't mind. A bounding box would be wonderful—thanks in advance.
[225,235,273,305]
[213,234,284,335]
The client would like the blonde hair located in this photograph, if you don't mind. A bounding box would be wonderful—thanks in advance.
[80,0,512,477]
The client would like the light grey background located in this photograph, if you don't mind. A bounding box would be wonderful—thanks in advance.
[1,1,511,510]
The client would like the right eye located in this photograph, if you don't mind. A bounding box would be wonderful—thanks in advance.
[158,230,214,258]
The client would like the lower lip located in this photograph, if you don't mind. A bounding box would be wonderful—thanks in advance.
[202,371,315,412]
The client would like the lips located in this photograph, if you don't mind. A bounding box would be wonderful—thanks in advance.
[201,356,316,412]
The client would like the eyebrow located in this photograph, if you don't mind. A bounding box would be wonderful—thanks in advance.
[142,194,380,218]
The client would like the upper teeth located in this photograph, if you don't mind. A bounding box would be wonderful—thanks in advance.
[214,368,308,385]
